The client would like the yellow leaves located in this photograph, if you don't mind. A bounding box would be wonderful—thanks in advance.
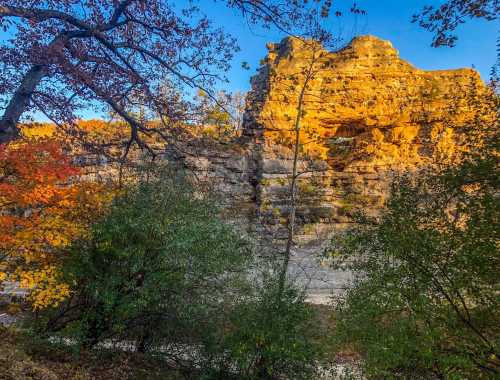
[20,123,57,139]
[19,266,71,310]
[1,136,114,310]
[23,184,59,204]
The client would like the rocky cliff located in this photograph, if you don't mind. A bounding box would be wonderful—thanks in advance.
[179,35,488,244]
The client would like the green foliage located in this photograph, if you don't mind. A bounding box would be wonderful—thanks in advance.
[30,168,321,379]
[205,105,232,130]
[220,274,320,380]
[35,170,251,353]
[328,88,500,379]
[329,150,500,379]
[298,181,317,196]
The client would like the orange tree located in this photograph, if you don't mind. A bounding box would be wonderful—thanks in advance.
[0,135,112,309]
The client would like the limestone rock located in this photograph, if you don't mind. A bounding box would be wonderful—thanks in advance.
[177,35,490,243]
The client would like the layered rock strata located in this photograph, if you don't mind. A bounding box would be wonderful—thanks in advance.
[178,35,488,243]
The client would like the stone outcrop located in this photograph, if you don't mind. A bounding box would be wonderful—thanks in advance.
[178,35,488,243]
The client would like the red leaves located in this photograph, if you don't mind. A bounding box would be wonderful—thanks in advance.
[0,134,114,308]
[0,140,79,207]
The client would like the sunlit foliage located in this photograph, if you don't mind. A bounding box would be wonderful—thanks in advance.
[0,135,112,309]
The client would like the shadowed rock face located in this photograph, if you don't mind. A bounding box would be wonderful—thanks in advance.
[180,35,489,244]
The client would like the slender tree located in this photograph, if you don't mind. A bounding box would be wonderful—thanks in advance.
[278,39,326,293]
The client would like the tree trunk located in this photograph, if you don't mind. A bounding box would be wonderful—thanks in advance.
[0,64,48,144]
[278,90,303,291]
[277,58,315,296]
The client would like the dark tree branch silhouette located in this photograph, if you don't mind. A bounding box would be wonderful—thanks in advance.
[413,0,499,47]
[0,0,337,153]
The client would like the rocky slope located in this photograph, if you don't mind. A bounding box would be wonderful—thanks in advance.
[178,35,488,244]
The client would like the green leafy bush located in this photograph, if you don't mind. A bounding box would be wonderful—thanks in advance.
[35,171,250,355]
[31,169,321,379]
[328,87,499,379]
[220,273,320,380]
[329,158,499,379]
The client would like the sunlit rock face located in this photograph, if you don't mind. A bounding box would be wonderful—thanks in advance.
[182,35,488,243]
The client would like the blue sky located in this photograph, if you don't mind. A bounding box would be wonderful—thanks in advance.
[1,1,497,121]
[200,0,498,93]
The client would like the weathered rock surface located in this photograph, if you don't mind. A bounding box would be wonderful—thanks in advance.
[177,35,488,244]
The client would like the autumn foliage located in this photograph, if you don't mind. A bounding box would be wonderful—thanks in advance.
[0,136,111,309]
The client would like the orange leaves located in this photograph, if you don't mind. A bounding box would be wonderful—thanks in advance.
[0,139,78,203]
[0,137,112,309]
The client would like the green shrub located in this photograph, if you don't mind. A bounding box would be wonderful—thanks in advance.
[329,159,499,379]
[218,273,320,379]
[32,169,322,379]
[36,170,250,354]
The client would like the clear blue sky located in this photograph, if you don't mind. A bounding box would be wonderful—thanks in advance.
[1,1,497,121]
[200,0,498,93]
